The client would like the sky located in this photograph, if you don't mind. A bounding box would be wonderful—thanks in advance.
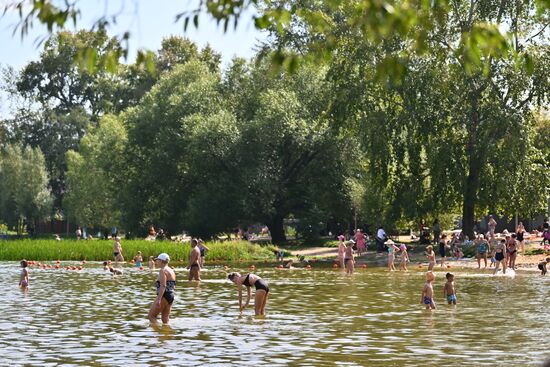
[0,0,267,117]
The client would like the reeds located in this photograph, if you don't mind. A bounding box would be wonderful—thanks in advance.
[0,239,275,262]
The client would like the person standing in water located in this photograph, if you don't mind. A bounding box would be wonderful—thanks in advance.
[344,240,355,275]
[148,253,176,324]
[475,234,489,269]
[133,251,143,267]
[493,239,507,275]
[198,239,210,268]
[337,234,346,269]
[188,239,201,281]
[386,239,400,272]
[113,237,124,263]
[227,272,269,316]
[399,243,409,271]
[421,271,436,310]
[506,234,518,270]
[443,273,457,305]
[19,260,29,289]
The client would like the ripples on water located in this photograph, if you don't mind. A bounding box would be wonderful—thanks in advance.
[0,262,548,366]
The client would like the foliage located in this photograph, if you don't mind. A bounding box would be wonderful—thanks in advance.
[0,144,52,232]
[5,0,548,74]
[64,115,127,229]
[0,238,274,261]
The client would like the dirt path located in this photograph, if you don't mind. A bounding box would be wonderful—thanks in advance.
[292,247,338,257]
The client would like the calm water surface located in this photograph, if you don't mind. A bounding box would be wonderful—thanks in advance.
[0,261,548,366]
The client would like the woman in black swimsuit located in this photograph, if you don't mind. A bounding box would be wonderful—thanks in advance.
[228,272,269,316]
[516,222,526,253]
[493,239,507,275]
[148,253,176,324]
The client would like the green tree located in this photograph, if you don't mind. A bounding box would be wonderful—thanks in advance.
[0,144,53,234]
[64,115,127,230]
[120,60,225,233]
[235,64,356,242]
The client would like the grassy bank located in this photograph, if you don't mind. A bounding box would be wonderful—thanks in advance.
[0,239,275,262]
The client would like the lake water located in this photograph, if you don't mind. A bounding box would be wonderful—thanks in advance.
[0,261,548,366]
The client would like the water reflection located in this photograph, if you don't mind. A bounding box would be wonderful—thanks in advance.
[0,262,548,366]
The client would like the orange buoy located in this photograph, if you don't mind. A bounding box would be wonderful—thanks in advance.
[65,266,70,270]
[55,265,60,269]
[78,266,82,270]
[139,266,144,270]
[72,266,76,270]
[447,265,451,268]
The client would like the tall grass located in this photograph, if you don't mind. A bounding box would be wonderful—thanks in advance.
[0,239,275,262]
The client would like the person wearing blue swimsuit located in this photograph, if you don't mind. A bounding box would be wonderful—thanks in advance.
[228,272,269,316]
[148,253,176,324]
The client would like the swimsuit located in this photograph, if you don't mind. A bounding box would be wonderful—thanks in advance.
[200,248,206,257]
[113,252,119,257]
[135,261,142,267]
[190,263,199,269]
[156,280,176,304]
[495,252,504,261]
[423,297,432,305]
[516,232,524,241]
[243,274,269,293]
[439,242,446,257]
[447,294,457,303]
[478,243,487,254]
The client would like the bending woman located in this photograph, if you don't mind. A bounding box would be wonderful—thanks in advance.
[148,253,176,324]
[228,272,269,316]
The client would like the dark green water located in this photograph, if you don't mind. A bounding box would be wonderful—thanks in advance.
[1,262,548,366]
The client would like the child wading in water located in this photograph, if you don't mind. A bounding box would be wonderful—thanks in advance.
[399,243,409,271]
[337,235,346,269]
[386,240,400,271]
[538,258,550,275]
[19,260,29,289]
[421,271,436,310]
[134,251,143,267]
[443,273,457,305]
[426,246,436,271]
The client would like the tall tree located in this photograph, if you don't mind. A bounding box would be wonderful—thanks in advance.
[64,115,127,230]
[0,144,53,233]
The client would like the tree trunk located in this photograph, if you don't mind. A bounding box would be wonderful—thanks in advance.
[268,216,286,244]
[462,109,481,239]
